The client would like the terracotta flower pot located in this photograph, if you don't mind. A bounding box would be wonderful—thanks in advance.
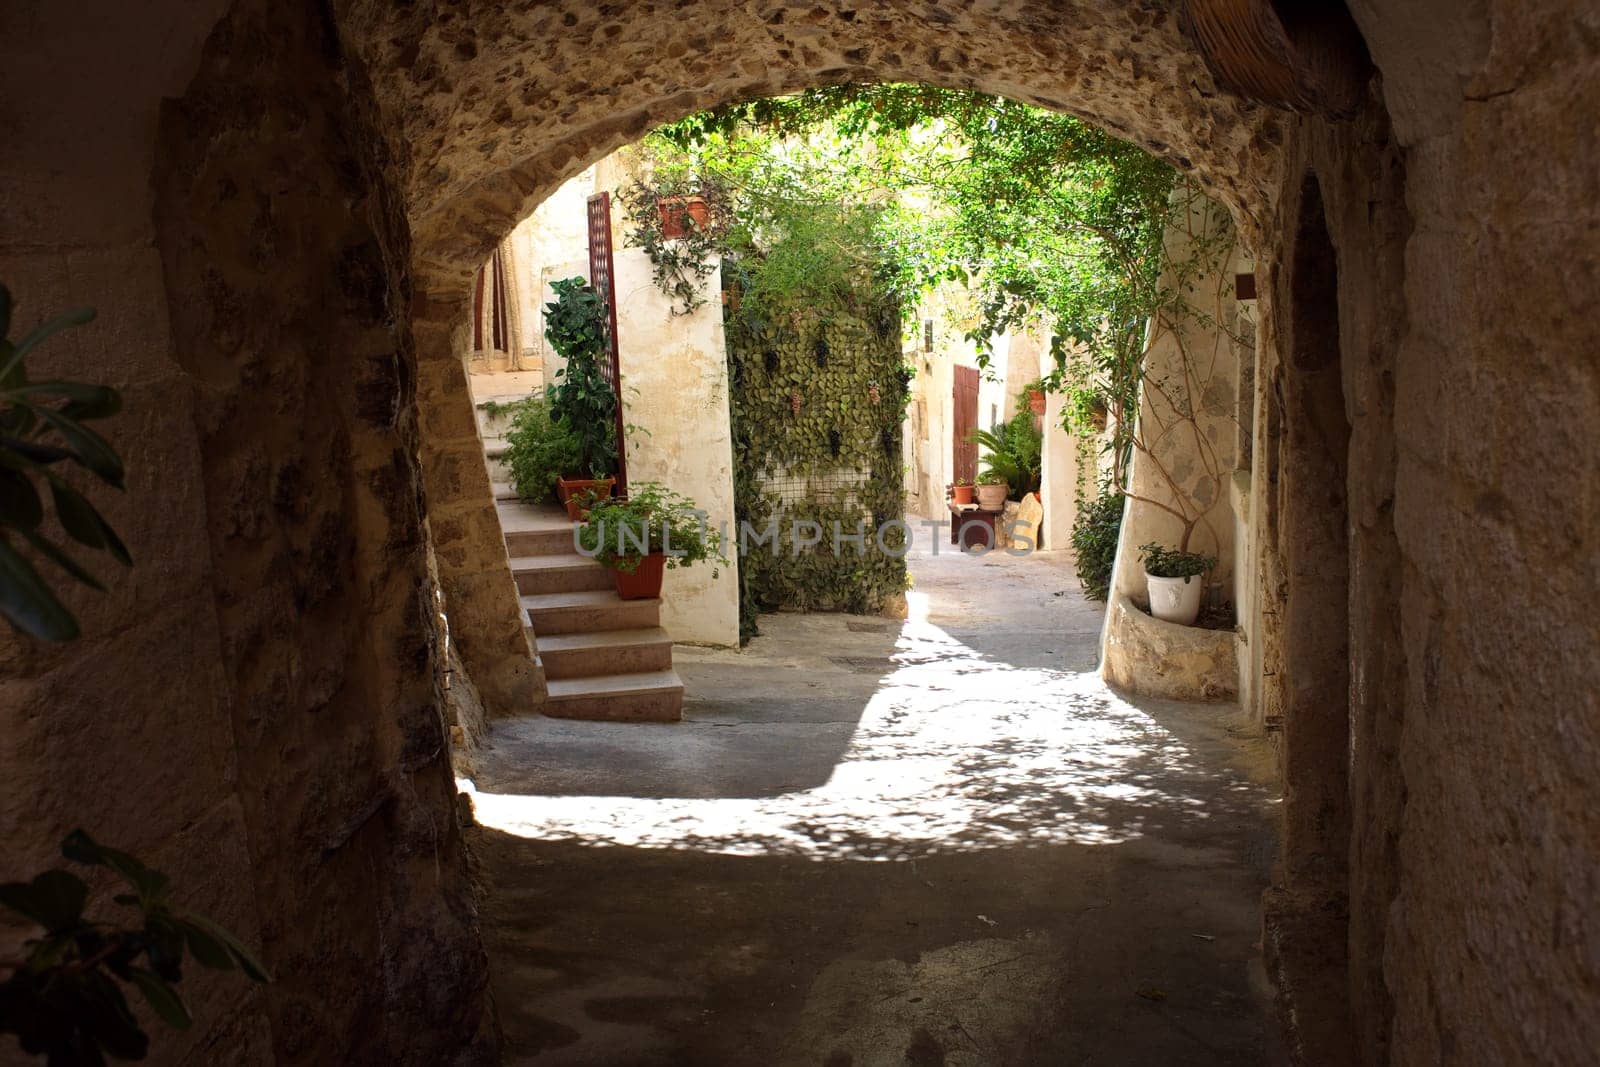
[658,196,709,240]
[1027,388,1047,417]
[612,552,666,600]
[952,484,975,506]
[558,476,615,519]
[976,483,1008,511]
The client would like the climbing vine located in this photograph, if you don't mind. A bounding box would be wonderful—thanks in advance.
[726,298,910,640]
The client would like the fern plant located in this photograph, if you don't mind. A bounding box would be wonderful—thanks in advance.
[967,416,1042,500]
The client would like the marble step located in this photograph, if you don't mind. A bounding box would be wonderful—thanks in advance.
[543,668,684,723]
[536,626,674,680]
[511,552,612,595]
[521,590,660,636]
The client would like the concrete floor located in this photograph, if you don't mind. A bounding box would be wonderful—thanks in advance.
[467,533,1283,1065]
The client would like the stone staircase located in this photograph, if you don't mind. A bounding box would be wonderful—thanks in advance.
[471,370,539,503]
[497,499,685,723]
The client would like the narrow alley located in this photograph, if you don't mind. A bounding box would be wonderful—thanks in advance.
[468,534,1281,1065]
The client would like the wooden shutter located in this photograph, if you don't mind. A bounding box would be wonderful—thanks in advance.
[585,192,628,495]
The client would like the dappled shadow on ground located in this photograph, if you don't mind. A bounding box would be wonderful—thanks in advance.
[469,613,1262,860]
[471,543,1280,1064]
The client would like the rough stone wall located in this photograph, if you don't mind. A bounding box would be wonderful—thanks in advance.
[0,0,269,1056]
[337,0,1285,265]
[149,2,493,1062]
[3,1,1595,1064]
[1339,2,1600,1061]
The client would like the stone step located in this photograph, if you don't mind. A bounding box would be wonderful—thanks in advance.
[468,370,544,404]
[491,481,519,501]
[536,627,674,680]
[484,436,509,459]
[500,503,575,557]
[543,669,684,723]
[472,392,541,438]
[522,590,660,636]
[511,552,613,595]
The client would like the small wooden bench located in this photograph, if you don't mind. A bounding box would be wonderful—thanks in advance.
[948,501,1002,551]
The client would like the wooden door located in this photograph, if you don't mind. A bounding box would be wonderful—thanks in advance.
[952,364,979,488]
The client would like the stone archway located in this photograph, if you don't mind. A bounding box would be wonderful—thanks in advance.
[341,0,1295,743]
[4,0,1597,1062]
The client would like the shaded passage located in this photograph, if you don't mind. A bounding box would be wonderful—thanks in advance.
[469,540,1282,1064]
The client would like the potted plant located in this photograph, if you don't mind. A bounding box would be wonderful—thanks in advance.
[951,481,975,506]
[579,483,728,600]
[975,470,1009,511]
[1139,542,1217,626]
[1021,379,1047,417]
[543,277,618,514]
[500,396,581,504]
[968,417,1042,501]
[658,195,710,240]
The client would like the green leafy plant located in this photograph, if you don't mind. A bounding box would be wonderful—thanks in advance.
[0,285,131,642]
[542,277,617,479]
[1139,541,1216,580]
[501,397,581,504]
[724,305,907,635]
[578,483,728,575]
[0,831,268,1065]
[620,177,731,315]
[967,416,1042,500]
[1071,490,1124,601]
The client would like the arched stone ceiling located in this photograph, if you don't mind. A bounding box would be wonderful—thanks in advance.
[335,0,1286,296]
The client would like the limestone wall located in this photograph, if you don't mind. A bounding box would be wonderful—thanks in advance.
[1108,194,1246,610]
[1,0,493,1062]
[612,248,740,647]
[3,1,1596,1064]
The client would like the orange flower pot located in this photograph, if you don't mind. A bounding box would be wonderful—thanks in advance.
[611,552,666,600]
[952,484,975,505]
[658,196,709,240]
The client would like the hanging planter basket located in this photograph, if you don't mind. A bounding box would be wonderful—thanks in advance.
[657,195,709,240]
[1027,386,1047,417]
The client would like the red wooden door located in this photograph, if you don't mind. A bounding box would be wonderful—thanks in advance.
[952,364,979,487]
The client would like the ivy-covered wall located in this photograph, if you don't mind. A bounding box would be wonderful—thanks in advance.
[726,297,910,639]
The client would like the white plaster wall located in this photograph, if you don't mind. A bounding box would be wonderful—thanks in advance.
[1107,195,1244,610]
[506,167,597,374]
[1040,391,1083,553]
[612,246,740,647]
[495,154,738,647]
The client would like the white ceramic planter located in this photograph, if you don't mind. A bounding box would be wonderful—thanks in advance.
[975,483,1008,510]
[1146,572,1203,625]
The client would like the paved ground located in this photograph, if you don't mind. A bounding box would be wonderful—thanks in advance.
[468,532,1283,1065]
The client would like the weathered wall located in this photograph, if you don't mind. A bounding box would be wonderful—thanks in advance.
[2,0,493,1062]
[4,1,1596,1064]
[151,2,494,1061]
[0,0,267,1058]
[611,249,741,647]
[1334,2,1599,1060]
[1108,194,1244,608]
